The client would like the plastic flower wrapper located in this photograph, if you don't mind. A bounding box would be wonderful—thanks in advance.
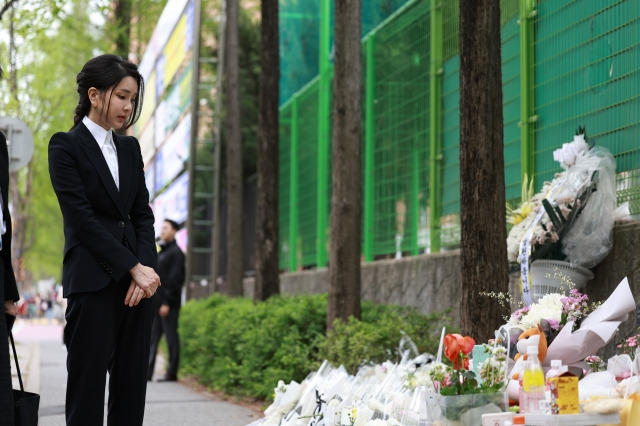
[615,375,640,398]
[559,145,618,268]
[607,354,640,381]
[275,361,349,425]
[365,419,400,426]
[577,369,620,401]
[262,379,303,425]
[394,386,429,426]
[543,277,636,368]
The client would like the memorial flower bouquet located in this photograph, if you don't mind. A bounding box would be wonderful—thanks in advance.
[423,334,508,423]
[416,333,508,396]
[505,128,621,270]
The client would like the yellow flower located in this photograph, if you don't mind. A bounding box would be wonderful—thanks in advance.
[509,202,533,225]
[506,174,535,225]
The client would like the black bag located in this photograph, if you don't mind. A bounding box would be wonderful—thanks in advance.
[9,330,40,426]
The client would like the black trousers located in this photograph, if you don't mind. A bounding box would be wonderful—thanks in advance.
[64,279,154,426]
[148,305,180,379]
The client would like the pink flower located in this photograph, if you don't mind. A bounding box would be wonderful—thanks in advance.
[547,319,561,330]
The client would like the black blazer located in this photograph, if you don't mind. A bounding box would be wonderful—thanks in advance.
[155,240,185,308]
[0,131,18,303]
[48,122,157,297]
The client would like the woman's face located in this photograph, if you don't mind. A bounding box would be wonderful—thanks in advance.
[88,76,139,130]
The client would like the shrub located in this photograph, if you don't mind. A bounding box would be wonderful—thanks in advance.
[179,294,455,401]
[320,304,456,374]
[180,293,327,399]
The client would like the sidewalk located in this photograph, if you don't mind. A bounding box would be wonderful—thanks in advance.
[11,320,264,425]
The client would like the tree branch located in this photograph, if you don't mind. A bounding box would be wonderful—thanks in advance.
[0,0,19,21]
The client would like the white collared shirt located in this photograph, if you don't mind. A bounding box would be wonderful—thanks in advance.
[83,116,119,189]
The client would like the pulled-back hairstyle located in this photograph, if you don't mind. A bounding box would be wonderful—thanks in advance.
[72,54,144,131]
[164,219,180,231]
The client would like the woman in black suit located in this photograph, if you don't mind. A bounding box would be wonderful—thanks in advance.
[48,54,161,426]
[1,121,20,424]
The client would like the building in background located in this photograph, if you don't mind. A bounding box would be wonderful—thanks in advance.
[136,0,217,291]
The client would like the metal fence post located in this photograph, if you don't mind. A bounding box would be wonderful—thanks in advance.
[519,0,536,185]
[363,34,375,262]
[316,0,331,267]
[289,96,299,271]
[429,0,443,253]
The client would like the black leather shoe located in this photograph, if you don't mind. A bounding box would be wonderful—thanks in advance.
[157,375,177,382]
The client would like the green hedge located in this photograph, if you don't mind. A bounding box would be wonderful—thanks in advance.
[179,293,455,400]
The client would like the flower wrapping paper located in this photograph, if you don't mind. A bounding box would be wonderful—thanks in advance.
[543,277,636,367]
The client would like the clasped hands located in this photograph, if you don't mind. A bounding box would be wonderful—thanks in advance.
[125,263,161,307]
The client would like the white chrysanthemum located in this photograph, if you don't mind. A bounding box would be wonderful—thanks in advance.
[510,293,563,330]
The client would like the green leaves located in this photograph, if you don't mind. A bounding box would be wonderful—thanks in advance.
[179,293,455,401]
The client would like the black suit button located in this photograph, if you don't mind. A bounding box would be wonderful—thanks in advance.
[118,221,125,228]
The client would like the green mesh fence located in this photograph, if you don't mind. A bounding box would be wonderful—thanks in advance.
[278,0,640,270]
[440,1,461,246]
[279,103,292,269]
[279,0,411,104]
[369,0,430,257]
[502,4,522,203]
[296,81,321,267]
[534,0,640,215]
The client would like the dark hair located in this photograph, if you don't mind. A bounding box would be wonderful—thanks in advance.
[72,54,144,131]
[164,219,180,231]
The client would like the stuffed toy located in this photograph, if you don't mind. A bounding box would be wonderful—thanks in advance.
[514,323,548,367]
[506,324,548,401]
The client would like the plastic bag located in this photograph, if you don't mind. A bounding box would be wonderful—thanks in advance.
[558,146,617,268]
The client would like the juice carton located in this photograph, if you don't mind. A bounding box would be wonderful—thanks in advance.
[549,370,579,414]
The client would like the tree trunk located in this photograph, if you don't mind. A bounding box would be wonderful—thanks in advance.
[254,0,280,302]
[327,0,362,330]
[225,0,244,296]
[459,0,509,342]
[113,0,132,59]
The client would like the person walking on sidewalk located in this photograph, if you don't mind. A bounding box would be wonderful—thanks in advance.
[148,219,185,382]
[0,63,20,424]
[48,54,160,426]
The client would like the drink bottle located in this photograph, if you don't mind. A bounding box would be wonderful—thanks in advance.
[522,345,545,414]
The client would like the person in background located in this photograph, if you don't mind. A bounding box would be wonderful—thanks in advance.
[148,219,185,382]
[48,54,160,426]
[0,64,19,424]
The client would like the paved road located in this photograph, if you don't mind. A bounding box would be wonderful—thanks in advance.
[11,320,264,425]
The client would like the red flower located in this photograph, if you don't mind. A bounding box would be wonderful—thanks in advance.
[444,333,475,370]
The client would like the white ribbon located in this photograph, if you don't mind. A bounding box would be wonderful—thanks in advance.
[518,177,566,306]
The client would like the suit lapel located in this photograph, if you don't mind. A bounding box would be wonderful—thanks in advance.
[75,124,125,215]
[113,132,133,208]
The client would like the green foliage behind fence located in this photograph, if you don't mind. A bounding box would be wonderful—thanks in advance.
[278,0,640,270]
